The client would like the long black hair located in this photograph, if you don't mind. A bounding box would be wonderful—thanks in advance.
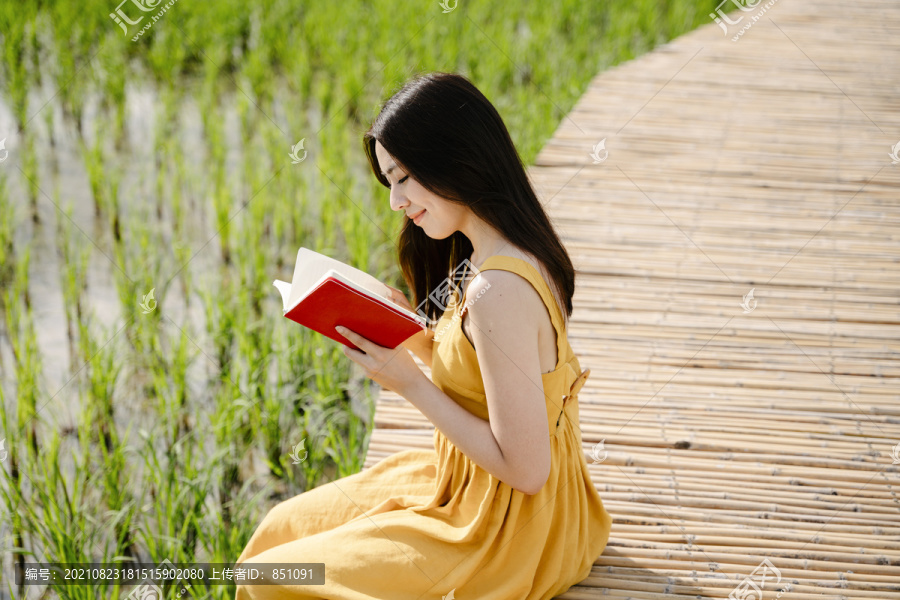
[363,71,575,327]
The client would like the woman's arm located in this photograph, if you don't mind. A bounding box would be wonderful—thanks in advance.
[401,327,434,369]
[338,324,536,490]
[339,274,550,495]
[403,373,538,494]
[403,270,552,495]
[385,284,434,369]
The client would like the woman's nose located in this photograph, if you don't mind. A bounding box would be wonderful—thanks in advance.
[390,188,408,212]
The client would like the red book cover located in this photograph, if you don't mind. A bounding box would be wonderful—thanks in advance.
[275,248,426,351]
[283,276,424,350]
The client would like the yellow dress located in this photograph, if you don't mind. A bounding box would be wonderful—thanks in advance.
[235,255,612,600]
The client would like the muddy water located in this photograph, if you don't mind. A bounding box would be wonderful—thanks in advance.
[0,80,258,441]
[0,76,365,490]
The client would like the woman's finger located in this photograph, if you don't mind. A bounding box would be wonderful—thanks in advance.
[336,325,372,353]
[340,337,371,368]
[385,286,412,310]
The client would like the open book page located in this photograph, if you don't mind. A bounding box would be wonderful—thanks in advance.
[273,280,293,311]
[288,247,393,309]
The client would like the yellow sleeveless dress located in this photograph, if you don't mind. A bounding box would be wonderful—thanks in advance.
[234,255,613,600]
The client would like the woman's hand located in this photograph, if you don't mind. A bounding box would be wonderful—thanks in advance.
[337,325,426,398]
[385,285,433,358]
[384,284,413,311]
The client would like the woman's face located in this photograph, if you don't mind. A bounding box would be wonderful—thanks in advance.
[374,139,465,240]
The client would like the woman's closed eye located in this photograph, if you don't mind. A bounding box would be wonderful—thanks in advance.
[391,175,409,187]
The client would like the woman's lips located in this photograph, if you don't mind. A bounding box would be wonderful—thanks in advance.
[412,210,426,224]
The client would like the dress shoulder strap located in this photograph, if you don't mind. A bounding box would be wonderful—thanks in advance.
[463,255,568,371]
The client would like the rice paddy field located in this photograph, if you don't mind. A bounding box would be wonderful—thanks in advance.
[0,1,728,597]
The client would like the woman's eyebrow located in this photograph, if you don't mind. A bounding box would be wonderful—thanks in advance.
[381,163,397,178]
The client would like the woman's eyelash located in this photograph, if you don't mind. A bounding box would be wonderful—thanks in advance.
[391,175,409,187]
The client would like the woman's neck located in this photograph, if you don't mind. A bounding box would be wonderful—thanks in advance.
[463,215,509,268]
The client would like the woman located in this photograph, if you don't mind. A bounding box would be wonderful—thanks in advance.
[235,71,612,600]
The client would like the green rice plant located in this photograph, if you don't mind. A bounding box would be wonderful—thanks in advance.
[134,328,208,563]
[0,3,35,130]
[259,390,291,483]
[209,382,256,532]
[210,169,234,267]
[156,84,181,145]
[149,324,193,450]
[323,390,374,479]
[313,190,339,254]
[294,401,339,492]
[0,175,16,295]
[231,278,269,457]
[285,35,313,107]
[111,201,165,368]
[76,317,122,455]
[95,34,129,150]
[3,425,101,600]
[166,138,196,301]
[199,82,226,166]
[195,445,269,600]
[19,131,40,224]
[0,354,29,600]
[136,327,209,557]
[236,82,258,164]
[68,313,138,572]
[95,423,141,565]
[74,350,143,569]
[4,246,40,456]
[146,23,187,86]
[79,132,106,219]
[240,8,274,111]
[151,108,171,223]
[256,326,306,489]
[56,202,91,380]
[0,245,42,599]
[105,158,124,247]
[49,3,90,139]
[199,278,237,380]
[281,330,319,397]
[133,425,209,567]
[309,338,347,407]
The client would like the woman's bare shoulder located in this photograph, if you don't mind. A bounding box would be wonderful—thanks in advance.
[488,249,564,321]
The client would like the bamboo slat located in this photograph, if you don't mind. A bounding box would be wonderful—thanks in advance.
[363,0,900,597]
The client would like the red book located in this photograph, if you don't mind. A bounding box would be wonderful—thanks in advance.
[274,247,426,350]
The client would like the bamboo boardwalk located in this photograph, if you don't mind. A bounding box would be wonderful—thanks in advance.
[363,0,900,597]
